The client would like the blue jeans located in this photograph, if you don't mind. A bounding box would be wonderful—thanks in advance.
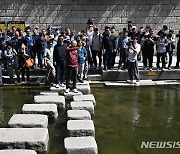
[55,61,66,84]
[37,52,43,68]
[103,50,113,69]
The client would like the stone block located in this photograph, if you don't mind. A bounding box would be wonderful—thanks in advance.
[67,120,95,137]
[70,101,94,115]
[64,136,98,154]
[67,110,91,120]
[0,150,37,154]
[76,84,91,95]
[22,104,58,118]
[8,114,48,128]
[64,91,83,102]
[40,91,59,96]
[73,94,96,106]
[0,128,49,152]
[50,86,66,95]
[34,95,65,108]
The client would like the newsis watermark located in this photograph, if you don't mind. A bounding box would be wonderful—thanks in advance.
[141,141,180,149]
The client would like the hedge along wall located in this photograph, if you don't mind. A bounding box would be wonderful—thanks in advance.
[0,0,179,32]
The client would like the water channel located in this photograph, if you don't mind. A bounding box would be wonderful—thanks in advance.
[0,85,179,154]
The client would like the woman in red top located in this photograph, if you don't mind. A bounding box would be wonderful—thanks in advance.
[65,40,79,93]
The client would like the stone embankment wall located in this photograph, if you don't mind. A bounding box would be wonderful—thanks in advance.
[0,0,179,32]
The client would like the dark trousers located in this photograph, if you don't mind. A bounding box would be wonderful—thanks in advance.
[128,60,140,81]
[103,50,113,69]
[55,61,66,84]
[66,66,77,89]
[92,50,102,68]
[168,50,173,67]
[111,50,116,68]
[176,47,180,67]
[37,52,44,68]
[156,52,166,68]
[142,50,154,68]
[119,48,127,69]
[21,66,29,82]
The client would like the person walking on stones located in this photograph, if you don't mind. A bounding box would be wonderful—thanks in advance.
[156,31,168,71]
[53,36,67,88]
[65,40,79,93]
[44,40,55,83]
[175,30,180,68]
[127,37,141,85]
[0,49,3,85]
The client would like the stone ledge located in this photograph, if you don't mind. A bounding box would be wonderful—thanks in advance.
[40,91,59,96]
[0,150,37,154]
[8,114,48,128]
[73,94,96,106]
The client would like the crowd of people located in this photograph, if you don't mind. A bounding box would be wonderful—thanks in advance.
[0,23,179,88]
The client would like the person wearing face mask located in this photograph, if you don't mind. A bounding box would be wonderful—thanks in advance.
[127,37,141,85]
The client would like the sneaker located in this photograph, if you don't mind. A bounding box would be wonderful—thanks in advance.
[53,84,56,87]
[144,67,148,70]
[136,81,140,86]
[149,67,152,71]
[79,79,84,83]
[61,83,65,87]
[161,68,165,71]
[168,67,171,70]
[127,80,134,84]
[72,88,78,93]
[65,88,70,93]
[56,84,60,88]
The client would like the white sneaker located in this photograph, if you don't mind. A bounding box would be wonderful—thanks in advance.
[136,81,140,86]
[56,84,60,88]
[72,88,78,93]
[65,88,70,93]
[53,84,56,87]
[127,80,133,84]
[61,83,65,87]
[149,68,152,71]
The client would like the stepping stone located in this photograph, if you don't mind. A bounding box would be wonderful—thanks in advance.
[67,110,91,120]
[8,114,48,128]
[0,128,49,152]
[73,94,96,106]
[76,84,91,95]
[64,136,98,154]
[77,80,90,86]
[0,150,37,154]
[67,120,95,137]
[64,91,83,101]
[71,101,94,115]
[40,91,59,96]
[50,86,66,95]
[34,95,65,108]
[22,104,58,118]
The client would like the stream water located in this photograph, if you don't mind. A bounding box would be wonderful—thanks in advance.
[0,85,179,154]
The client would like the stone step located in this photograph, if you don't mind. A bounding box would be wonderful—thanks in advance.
[64,136,98,154]
[8,114,48,128]
[70,101,94,115]
[67,120,95,137]
[34,95,65,109]
[64,91,83,102]
[67,110,91,120]
[40,91,59,96]
[0,128,49,152]
[22,104,58,118]
[76,84,91,95]
[0,150,37,154]
[73,94,96,106]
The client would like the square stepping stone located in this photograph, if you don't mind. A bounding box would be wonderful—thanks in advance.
[67,120,95,137]
[0,150,37,154]
[67,110,91,120]
[40,91,59,95]
[50,86,66,95]
[76,84,91,95]
[77,80,90,86]
[71,101,94,115]
[64,136,98,154]
[34,95,65,109]
[8,114,48,128]
[64,91,83,102]
[73,94,96,106]
[22,104,58,118]
[0,128,49,152]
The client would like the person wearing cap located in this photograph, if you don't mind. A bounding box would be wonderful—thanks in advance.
[53,36,67,88]
[156,31,168,71]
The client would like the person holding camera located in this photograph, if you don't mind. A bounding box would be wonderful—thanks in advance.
[127,37,141,85]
